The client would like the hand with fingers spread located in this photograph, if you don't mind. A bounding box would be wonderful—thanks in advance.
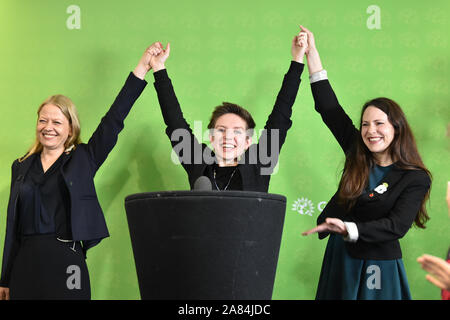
[302,217,348,237]
[417,182,450,294]
[417,254,450,291]
[291,30,308,63]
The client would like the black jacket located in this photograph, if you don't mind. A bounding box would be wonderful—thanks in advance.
[0,72,147,286]
[153,61,304,192]
[311,79,431,260]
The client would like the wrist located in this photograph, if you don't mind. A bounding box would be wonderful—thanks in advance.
[292,53,305,64]
[306,58,323,75]
[133,64,149,80]
[152,64,166,73]
[306,49,323,74]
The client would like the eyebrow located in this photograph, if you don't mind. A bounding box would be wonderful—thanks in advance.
[38,116,64,122]
[362,119,385,122]
[215,125,245,130]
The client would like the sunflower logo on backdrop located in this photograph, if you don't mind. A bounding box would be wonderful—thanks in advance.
[292,198,315,216]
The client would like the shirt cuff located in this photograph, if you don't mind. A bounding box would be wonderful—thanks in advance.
[343,222,359,243]
[309,69,328,83]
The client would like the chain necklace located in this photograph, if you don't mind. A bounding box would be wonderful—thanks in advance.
[213,166,237,191]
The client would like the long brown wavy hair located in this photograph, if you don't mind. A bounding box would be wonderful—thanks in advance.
[337,97,431,228]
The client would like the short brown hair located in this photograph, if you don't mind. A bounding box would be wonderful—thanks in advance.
[207,102,256,130]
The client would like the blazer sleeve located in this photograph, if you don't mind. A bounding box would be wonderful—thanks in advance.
[86,72,147,171]
[355,170,431,243]
[310,79,359,154]
[153,69,212,175]
[254,62,303,174]
[0,161,21,287]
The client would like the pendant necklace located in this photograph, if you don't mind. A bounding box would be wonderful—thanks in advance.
[213,166,237,191]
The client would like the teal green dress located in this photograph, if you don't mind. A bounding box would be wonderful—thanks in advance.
[315,165,412,300]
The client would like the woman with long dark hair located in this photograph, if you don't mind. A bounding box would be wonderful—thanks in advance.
[301,26,431,299]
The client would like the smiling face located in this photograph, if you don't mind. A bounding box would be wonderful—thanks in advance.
[361,106,395,164]
[209,113,252,166]
[37,104,72,153]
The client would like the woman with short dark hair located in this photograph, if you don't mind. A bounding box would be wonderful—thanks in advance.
[149,30,307,191]
[207,102,256,132]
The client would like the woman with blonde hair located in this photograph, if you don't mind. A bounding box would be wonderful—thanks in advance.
[22,94,82,161]
[0,46,154,300]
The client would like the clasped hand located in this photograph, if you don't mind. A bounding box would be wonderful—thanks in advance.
[291,29,308,63]
[134,42,170,79]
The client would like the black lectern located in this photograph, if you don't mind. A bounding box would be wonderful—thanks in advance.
[124,190,286,300]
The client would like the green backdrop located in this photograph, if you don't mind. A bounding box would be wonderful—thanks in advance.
[0,0,448,299]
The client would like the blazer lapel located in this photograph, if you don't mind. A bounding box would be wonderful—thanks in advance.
[16,154,38,182]
[377,165,405,191]
[61,147,74,166]
[359,164,406,203]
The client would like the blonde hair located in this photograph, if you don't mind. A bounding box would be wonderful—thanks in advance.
[21,94,82,161]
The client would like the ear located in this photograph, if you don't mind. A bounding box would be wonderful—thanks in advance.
[245,136,252,149]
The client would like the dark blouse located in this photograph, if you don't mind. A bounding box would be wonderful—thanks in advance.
[368,164,393,191]
[17,153,72,239]
[208,164,243,191]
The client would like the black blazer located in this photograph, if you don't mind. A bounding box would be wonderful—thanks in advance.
[311,79,431,260]
[153,61,304,192]
[0,73,147,286]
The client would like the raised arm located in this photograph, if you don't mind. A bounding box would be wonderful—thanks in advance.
[85,46,149,171]
[302,26,358,154]
[301,25,323,76]
[263,30,307,133]
[255,29,306,173]
[150,42,210,175]
[150,42,192,131]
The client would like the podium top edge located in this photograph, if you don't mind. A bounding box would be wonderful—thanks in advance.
[125,190,286,203]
